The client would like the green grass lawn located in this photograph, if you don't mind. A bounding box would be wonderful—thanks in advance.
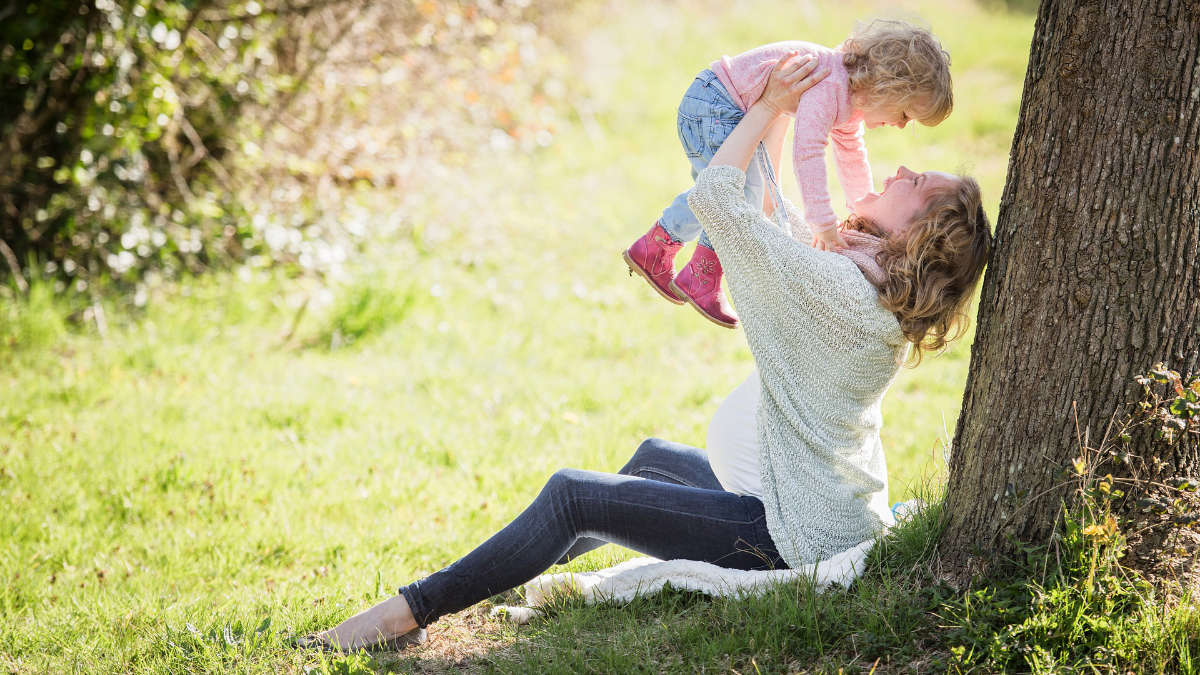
[0,1,1057,672]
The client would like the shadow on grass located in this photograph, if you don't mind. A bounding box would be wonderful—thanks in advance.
[318,504,954,674]
[156,495,1198,673]
[317,492,1200,674]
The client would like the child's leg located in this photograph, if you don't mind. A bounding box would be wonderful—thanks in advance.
[692,151,767,250]
[656,132,715,245]
[627,71,745,309]
[626,73,741,303]
[658,71,746,244]
[669,93,748,327]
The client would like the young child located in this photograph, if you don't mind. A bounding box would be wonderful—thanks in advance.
[623,19,953,328]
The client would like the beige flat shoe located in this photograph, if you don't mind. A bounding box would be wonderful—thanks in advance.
[294,626,427,652]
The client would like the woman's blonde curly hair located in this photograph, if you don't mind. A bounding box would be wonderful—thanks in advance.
[846,176,992,366]
[842,19,953,126]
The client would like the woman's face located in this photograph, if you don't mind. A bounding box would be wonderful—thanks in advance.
[852,166,959,238]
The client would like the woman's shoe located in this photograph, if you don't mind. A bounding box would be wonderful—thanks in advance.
[670,246,739,329]
[293,634,335,652]
[294,626,427,652]
[380,627,428,651]
[623,222,685,304]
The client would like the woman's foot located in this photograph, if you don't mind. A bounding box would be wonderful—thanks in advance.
[671,245,739,328]
[299,594,426,652]
[623,222,685,304]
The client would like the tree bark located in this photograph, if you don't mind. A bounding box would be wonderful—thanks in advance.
[940,0,1200,582]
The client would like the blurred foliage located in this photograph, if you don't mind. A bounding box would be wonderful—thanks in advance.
[980,0,1041,13]
[1,0,582,300]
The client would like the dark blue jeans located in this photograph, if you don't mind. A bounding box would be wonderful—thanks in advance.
[398,437,787,627]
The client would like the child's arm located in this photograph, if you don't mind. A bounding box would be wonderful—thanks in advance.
[831,122,873,208]
[791,96,849,251]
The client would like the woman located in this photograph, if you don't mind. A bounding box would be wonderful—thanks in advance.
[303,55,992,651]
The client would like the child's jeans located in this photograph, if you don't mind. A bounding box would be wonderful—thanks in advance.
[397,437,787,628]
[659,69,766,250]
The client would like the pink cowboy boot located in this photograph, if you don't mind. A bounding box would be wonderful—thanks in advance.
[623,222,684,304]
[670,245,739,329]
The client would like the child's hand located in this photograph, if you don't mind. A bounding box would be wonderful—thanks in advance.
[760,51,830,117]
[811,225,848,252]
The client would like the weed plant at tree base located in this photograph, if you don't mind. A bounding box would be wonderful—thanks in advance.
[1,0,581,302]
[937,365,1200,672]
[1119,364,1200,590]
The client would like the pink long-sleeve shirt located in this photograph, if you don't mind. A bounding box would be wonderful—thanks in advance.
[712,41,872,231]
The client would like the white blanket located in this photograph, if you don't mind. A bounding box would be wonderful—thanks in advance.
[490,501,919,624]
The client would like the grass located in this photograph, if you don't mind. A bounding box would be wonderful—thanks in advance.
[3,0,1197,672]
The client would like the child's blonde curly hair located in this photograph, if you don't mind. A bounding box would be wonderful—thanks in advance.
[842,19,953,126]
[846,176,991,366]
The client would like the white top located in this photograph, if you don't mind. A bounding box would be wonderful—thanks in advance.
[707,369,894,526]
[706,370,764,497]
[688,165,905,566]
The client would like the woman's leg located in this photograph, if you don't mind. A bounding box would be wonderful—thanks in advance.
[553,437,723,564]
[313,438,740,650]
[398,464,784,630]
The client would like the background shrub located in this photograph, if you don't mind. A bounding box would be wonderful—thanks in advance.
[1,0,582,299]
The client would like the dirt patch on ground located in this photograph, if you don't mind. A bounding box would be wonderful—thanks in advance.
[370,601,537,673]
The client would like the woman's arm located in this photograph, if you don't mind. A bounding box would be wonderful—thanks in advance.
[700,53,829,250]
[761,116,789,217]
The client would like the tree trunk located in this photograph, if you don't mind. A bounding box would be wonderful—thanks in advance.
[940,0,1200,584]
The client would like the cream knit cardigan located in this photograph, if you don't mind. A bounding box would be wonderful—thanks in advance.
[688,164,907,568]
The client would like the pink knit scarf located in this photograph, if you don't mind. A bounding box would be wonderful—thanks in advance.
[836,229,887,287]
[754,141,887,286]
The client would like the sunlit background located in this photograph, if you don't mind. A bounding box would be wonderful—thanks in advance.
[1,0,1037,670]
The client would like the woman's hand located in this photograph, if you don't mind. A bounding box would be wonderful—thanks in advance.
[760,52,829,117]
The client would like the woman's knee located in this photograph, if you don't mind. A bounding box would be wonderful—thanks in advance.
[620,437,671,476]
[539,468,609,528]
[544,467,578,490]
[541,468,593,505]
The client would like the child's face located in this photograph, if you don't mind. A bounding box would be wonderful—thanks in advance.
[852,166,958,237]
[861,102,918,129]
